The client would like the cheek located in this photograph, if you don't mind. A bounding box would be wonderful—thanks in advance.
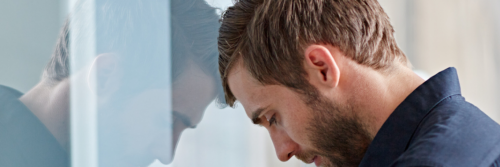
[171,85,215,124]
[280,101,314,147]
[119,111,163,151]
[117,99,172,151]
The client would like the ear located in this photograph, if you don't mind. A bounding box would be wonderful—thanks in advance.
[88,53,121,98]
[303,45,341,89]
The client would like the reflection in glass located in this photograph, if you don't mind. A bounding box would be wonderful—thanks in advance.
[88,0,222,166]
[31,0,222,166]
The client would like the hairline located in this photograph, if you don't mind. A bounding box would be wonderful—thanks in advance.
[222,45,407,108]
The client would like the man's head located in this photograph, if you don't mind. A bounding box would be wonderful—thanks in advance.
[41,0,222,166]
[218,0,410,166]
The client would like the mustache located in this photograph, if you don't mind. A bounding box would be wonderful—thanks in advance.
[294,150,318,164]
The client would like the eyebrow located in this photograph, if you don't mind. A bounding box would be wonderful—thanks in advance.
[251,106,268,125]
[173,111,195,128]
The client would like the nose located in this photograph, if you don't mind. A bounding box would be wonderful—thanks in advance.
[269,129,299,162]
[150,132,174,164]
[152,119,188,164]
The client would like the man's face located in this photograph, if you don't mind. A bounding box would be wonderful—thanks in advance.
[228,63,371,167]
[97,60,216,167]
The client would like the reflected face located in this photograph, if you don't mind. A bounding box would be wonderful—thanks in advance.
[98,60,216,167]
[228,64,371,167]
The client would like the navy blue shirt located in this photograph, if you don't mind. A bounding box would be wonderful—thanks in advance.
[359,67,500,167]
[0,85,68,167]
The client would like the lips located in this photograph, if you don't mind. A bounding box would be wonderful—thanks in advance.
[306,156,317,164]
[298,153,321,166]
[314,156,322,166]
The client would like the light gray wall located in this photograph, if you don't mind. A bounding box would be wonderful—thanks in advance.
[379,0,500,122]
[0,0,63,93]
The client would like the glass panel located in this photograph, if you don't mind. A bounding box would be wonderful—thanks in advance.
[70,0,173,166]
[69,0,97,166]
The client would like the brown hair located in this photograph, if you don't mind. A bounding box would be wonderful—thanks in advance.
[44,0,221,84]
[218,0,407,107]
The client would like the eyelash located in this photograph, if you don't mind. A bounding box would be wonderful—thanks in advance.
[269,114,277,126]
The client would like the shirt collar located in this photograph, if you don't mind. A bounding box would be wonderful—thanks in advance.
[359,67,462,166]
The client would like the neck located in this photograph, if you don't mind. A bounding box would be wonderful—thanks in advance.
[342,63,425,138]
[19,79,70,151]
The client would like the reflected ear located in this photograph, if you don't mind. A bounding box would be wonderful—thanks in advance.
[88,53,121,97]
[303,45,340,89]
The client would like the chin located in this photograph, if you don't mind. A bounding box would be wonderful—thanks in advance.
[101,155,156,167]
[157,158,174,166]
[134,158,156,167]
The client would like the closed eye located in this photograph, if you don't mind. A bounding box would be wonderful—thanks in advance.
[268,114,277,126]
[173,111,196,129]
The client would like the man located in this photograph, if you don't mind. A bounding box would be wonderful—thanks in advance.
[217,0,500,166]
[0,0,222,166]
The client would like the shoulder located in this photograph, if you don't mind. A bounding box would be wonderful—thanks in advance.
[0,85,22,100]
[0,85,24,123]
[393,95,500,167]
[0,85,69,167]
[0,85,22,95]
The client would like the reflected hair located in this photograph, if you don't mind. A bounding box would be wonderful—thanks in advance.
[43,0,225,105]
[43,20,70,85]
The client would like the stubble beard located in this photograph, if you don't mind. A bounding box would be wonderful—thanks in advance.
[295,90,372,167]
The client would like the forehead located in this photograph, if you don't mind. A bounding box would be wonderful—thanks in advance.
[227,64,273,117]
[172,63,216,125]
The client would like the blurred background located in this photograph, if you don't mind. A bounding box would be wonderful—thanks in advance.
[378,0,500,122]
[0,0,499,167]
